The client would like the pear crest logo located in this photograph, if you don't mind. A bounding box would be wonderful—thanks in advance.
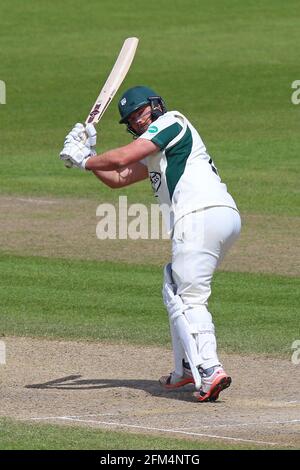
[149,171,161,192]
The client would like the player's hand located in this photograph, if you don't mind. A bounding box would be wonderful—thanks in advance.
[63,123,86,145]
[85,123,97,148]
[63,123,97,147]
[60,140,96,170]
[60,123,97,169]
[60,122,86,168]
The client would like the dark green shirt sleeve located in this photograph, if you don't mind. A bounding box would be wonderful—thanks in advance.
[151,122,183,149]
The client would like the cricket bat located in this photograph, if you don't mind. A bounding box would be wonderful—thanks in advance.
[65,37,139,167]
[85,37,139,125]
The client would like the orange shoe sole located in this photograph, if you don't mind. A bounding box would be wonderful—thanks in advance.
[194,375,231,402]
[160,376,194,390]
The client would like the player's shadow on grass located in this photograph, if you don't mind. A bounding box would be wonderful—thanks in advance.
[25,374,203,403]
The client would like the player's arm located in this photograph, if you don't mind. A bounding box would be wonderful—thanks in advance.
[92,161,148,188]
[59,124,159,175]
[85,138,158,171]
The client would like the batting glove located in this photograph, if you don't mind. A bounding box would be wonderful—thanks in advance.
[63,122,97,147]
[60,123,97,169]
[63,123,86,145]
[85,123,97,147]
[60,141,96,170]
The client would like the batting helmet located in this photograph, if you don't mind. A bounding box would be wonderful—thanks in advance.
[118,86,167,135]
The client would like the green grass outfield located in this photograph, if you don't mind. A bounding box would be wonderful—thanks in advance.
[0,418,271,450]
[0,0,299,215]
[0,253,298,356]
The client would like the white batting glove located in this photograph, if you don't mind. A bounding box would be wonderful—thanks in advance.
[85,123,97,148]
[60,122,86,168]
[63,123,86,145]
[60,141,96,170]
[64,122,97,147]
[60,123,97,169]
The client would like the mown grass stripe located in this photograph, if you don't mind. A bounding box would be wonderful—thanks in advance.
[0,253,298,356]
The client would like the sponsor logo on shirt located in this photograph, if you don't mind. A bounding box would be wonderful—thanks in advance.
[148,125,158,134]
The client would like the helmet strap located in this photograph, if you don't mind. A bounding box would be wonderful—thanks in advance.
[126,125,139,138]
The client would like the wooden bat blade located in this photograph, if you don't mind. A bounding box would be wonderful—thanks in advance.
[85,37,139,125]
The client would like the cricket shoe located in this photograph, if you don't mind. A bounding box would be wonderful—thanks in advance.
[193,366,231,402]
[159,360,194,390]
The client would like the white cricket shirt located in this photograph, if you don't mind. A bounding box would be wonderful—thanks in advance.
[139,111,238,233]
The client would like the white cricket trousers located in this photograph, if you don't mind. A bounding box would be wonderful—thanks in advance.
[171,206,241,369]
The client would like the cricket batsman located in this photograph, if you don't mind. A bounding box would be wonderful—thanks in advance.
[60,86,241,402]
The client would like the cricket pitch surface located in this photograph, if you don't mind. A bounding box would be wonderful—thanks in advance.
[1,336,299,448]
